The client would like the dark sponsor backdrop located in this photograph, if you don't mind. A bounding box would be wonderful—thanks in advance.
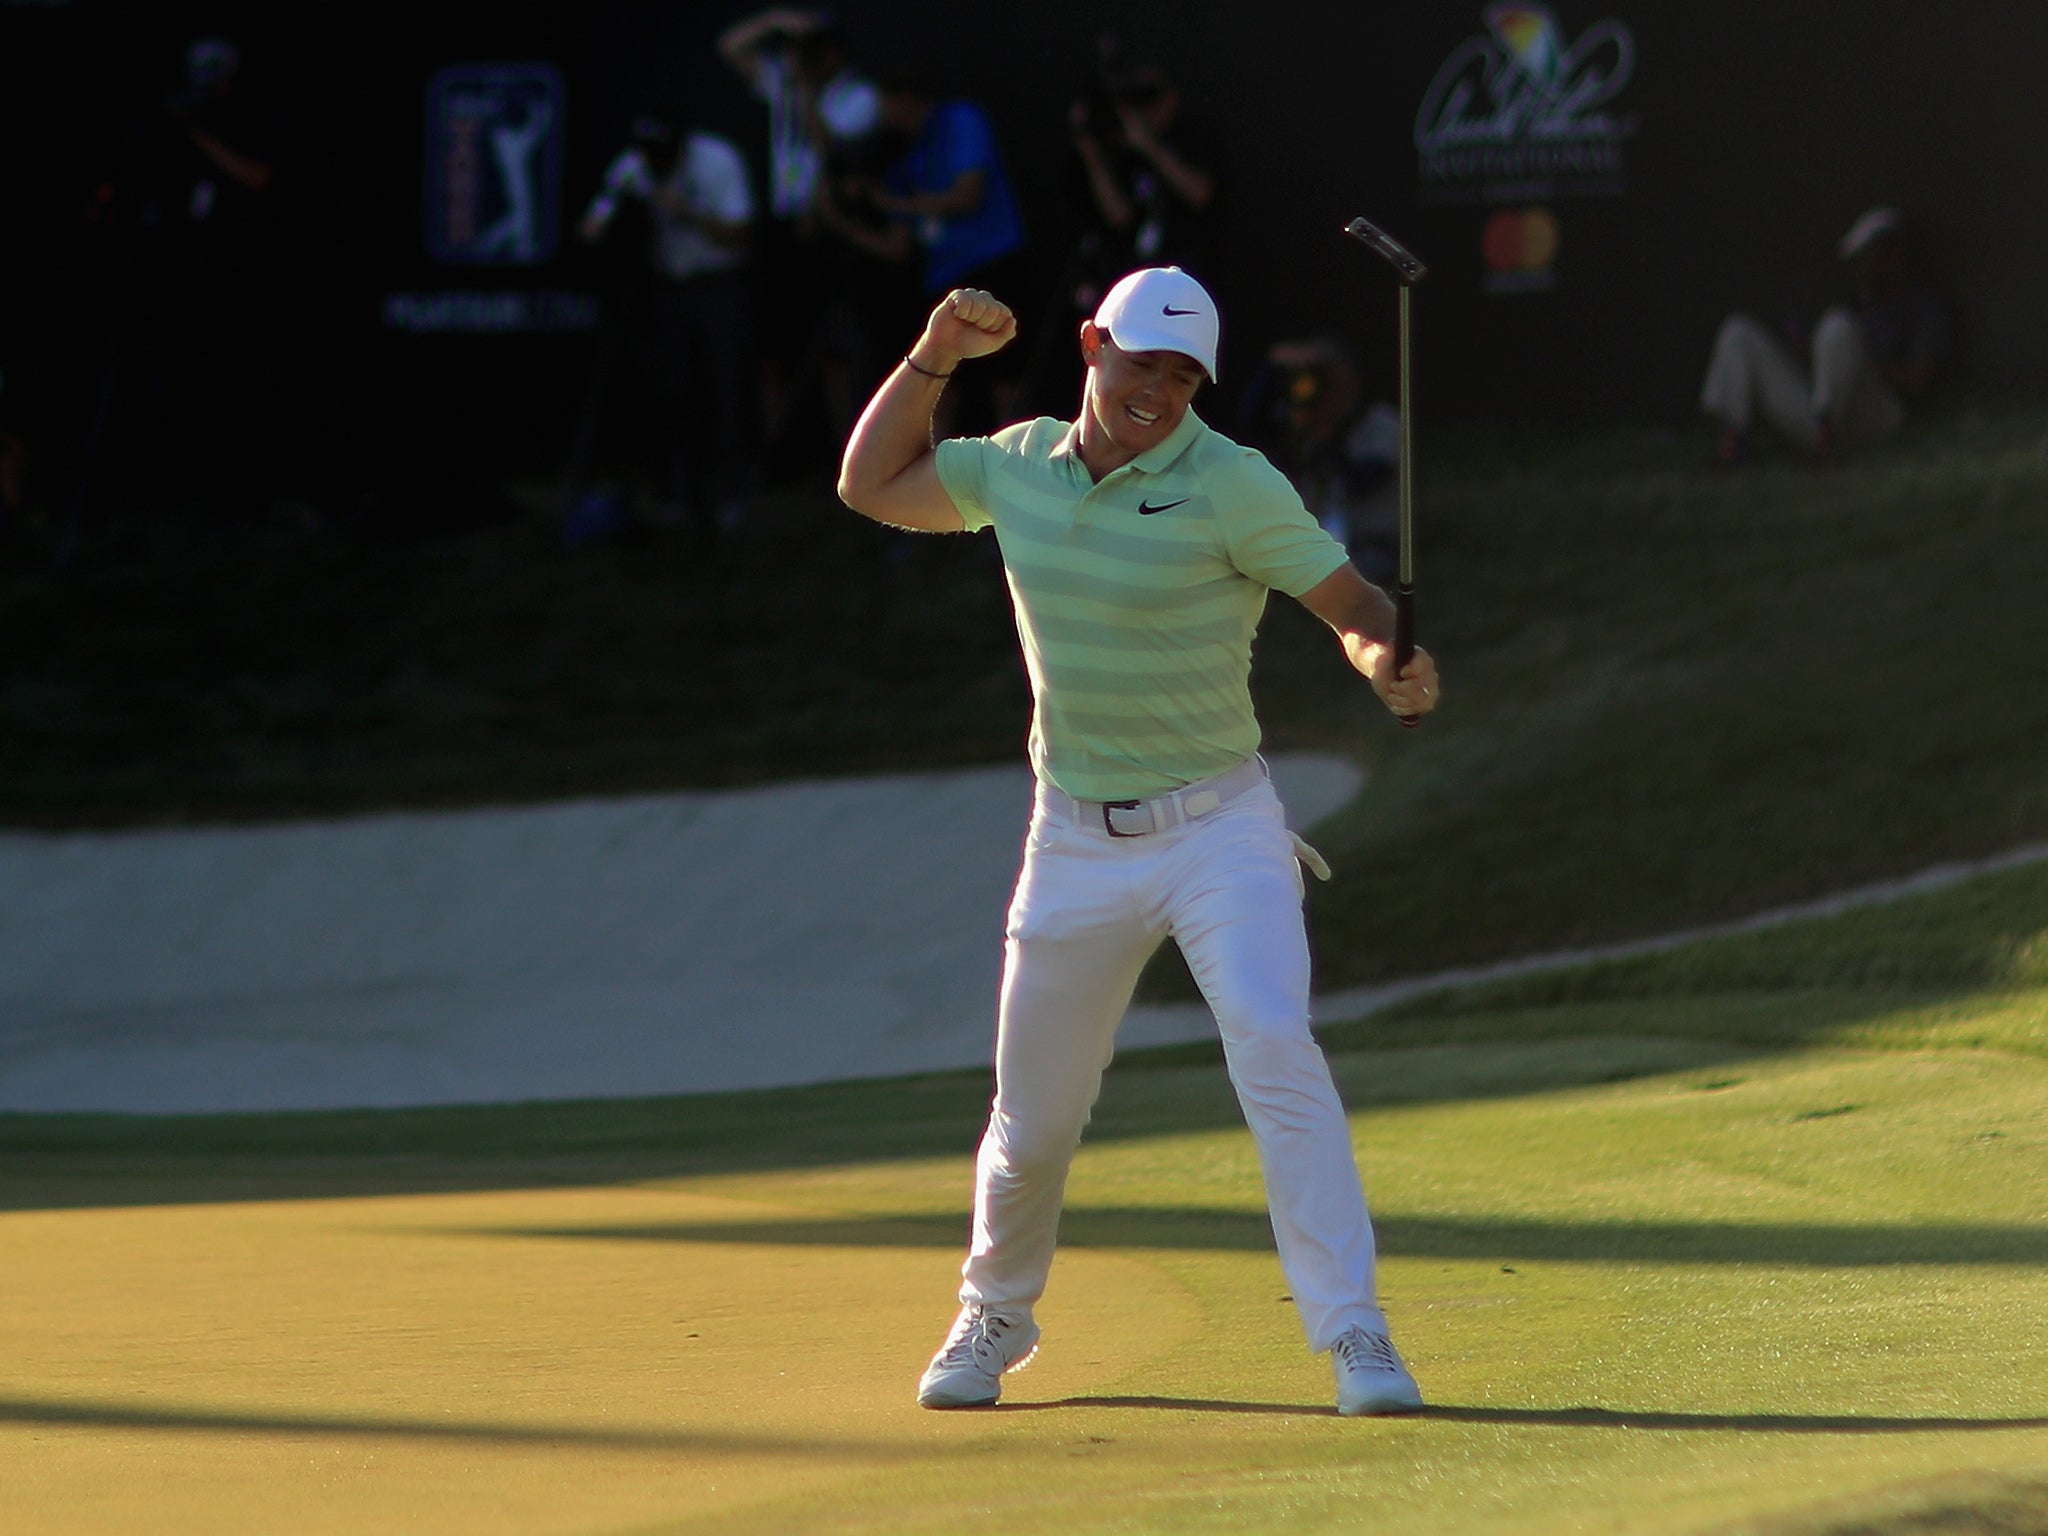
[3,0,2039,478]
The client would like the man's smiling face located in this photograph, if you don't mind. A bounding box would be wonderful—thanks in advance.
[1077,323,1207,476]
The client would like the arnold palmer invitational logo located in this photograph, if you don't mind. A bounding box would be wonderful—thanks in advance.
[1416,3,1637,202]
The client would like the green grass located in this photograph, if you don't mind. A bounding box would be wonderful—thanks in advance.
[0,494,1031,821]
[1294,400,2048,987]
[4,859,2048,1533]
[1319,854,2048,1063]
[10,1037,2047,1536]
[10,401,2048,1532]
[6,402,2048,988]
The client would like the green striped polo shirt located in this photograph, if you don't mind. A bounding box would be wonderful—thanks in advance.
[934,407,1349,801]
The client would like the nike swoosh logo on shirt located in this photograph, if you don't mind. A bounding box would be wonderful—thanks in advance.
[1137,498,1191,515]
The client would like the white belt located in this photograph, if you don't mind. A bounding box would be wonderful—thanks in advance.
[1038,757,1333,880]
[1043,758,1269,839]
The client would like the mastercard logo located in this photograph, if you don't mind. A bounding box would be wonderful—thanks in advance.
[1483,207,1561,273]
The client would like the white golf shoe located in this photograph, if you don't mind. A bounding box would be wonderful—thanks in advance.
[1332,1323,1424,1416]
[916,1305,1040,1408]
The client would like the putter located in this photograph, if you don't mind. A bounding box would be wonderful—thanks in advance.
[1342,216,1427,727]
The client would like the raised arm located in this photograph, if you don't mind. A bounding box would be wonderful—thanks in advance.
[1294,563,1440,720]
[716,7,818,86]
[837,289,1017,532]
[1117,106,1213,210]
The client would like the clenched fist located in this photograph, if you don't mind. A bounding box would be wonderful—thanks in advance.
[907,288,1018,375]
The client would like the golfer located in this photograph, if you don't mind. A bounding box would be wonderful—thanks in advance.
[837,267,1440,1415]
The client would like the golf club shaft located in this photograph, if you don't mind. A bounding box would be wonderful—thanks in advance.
[1343,214,1427,728]
[1394,283,1420,728]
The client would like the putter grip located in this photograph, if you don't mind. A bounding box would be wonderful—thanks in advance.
[1393,583,1419,729]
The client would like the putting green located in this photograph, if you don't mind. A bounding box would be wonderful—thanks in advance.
[0,1182,1200,1534]
[6,1038,2046,1534]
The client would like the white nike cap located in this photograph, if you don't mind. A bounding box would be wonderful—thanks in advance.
[1092,266,1221,381]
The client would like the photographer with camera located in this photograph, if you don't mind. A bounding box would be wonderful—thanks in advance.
[1068,50,1217,281]
[570,116,757,546]
[716,8,881,466]
[1022,43,1220,415]
[812,72,1028,441]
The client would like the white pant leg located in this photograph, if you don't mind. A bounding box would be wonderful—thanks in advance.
[958,804,1162,1316]
[1812,306,1905,443]
[1160,787,1383,1353]
[1701,312,1821,447]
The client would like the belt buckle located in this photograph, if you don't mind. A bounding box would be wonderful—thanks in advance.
[1102,799,1147,838]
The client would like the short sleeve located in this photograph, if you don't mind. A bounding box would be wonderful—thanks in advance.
[1216,451,1350,596]
[933,436,997,532]
[931,103,998,183]
[934,419,1054,532]
[696,137,754,223]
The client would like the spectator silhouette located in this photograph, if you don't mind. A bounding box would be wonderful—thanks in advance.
[566,115,756,548]
[716,7,881,469]
[807,132,923,449]
[160,35,283,520]
[1700,207,1952,463]
[821,72,1027,438]
[1026,42,1219,415]
[1068,46,1218,280]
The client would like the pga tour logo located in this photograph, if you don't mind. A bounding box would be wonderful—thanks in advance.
[1415,3,1637,200]
[424,63,566,265]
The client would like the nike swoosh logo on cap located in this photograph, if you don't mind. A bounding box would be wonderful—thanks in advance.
[1137,497,1191,515]
[1162,305,1200,316]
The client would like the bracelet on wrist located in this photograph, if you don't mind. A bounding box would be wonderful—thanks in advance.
[903,354,955,380]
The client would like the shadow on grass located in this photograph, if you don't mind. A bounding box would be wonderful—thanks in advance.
[0,1394,917,1457]
[440,1209,2048,1267]
[0,1011,1886,1200]
[0,989,2025,1214]
[997,1397,2048,1434]
[12,1392,2039,1446]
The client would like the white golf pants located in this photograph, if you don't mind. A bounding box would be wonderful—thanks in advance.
[956,767,1384,1354]
[1699,308,1905,447]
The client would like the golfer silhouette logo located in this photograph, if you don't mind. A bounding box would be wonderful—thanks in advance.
[425,63,566,265]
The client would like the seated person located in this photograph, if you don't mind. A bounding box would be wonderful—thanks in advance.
[1700,207,1951,462]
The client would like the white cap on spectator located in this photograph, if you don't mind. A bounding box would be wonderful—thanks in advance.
[1093,267,1221,381]
[1838,207,1902,259]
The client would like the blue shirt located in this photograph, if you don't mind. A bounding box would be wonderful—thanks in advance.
[886,101,1025,293]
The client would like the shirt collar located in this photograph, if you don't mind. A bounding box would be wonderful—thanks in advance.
[1130,407,1206,474]
[1052,408,1207,477]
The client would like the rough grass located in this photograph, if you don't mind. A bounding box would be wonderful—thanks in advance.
[5,402,2046,985]
[1292,401,2048,986]
[1322,855,2048,1060]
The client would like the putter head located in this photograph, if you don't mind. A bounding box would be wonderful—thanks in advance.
[1344,217,1428,284]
